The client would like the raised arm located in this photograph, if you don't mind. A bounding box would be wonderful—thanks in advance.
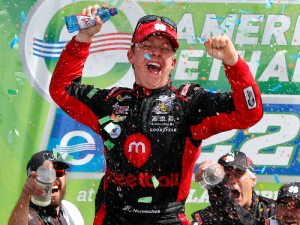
[49,5,105,134]
[8,172,43,225]
[191,34,263,140]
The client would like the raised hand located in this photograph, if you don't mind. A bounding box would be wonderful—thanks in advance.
[204,34,238,66]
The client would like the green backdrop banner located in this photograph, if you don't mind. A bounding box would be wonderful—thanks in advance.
[1,0,300,224]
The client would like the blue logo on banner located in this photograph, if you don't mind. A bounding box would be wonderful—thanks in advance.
[47,108,105,172]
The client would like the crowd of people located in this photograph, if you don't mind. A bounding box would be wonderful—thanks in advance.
[8,4,299,225]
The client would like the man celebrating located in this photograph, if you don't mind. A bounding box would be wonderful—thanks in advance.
[8,150,84,225]
[49,4,263,225]
[192,151,276,225]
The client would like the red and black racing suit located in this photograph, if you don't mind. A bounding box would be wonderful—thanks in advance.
[49,37,263,225]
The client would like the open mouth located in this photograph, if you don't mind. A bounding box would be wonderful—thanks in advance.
[284,221,297,225]
[231,189,241,199]
[52,185,59,193]
[146,62,161,74]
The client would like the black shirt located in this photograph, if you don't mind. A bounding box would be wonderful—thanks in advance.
[28,202,68,225]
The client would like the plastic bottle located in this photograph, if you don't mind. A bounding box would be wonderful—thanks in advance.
[65,7,118,33]
[199,163,225,189]
[31,160,56,207]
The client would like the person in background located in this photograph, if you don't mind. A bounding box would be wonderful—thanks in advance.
[49,4,263,225]
[191,151,276,225]
[268,182,300,225]
[8,150,84,225]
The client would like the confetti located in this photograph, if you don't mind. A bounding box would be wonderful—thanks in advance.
[239,10,252,14]
[99,116,111,125]
[290,54,300,60]
[104,140,114,150]
[138,196,152,203]
[265,0,272,9]
[181,53,188,60]
[205,87,218,93]
[21,11,26,25]
[10,34,19,49]
[234,19,241,25]
[87,88,99,99]
[191,36,196,44]
[144,53,151,60]
[197,37,207,44]
[268,84,282,92]
[152,176,159,188]
[0,10,8,16]
[278,50,287,55]
[209,17,224,21]
[261,165,266,174]
[281,1,285,14]
[8,89,18,96]
[258,15,264,21]
[104,122,116,133]
[274,174,280,184]
[53,149,59,159]
[14,129,20,136]
[64,155,74,162]
[225,17,233,28]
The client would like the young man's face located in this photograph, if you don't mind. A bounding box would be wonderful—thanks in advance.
[127,35,176,89]
[276,198,300,225]
[225,168,256,209]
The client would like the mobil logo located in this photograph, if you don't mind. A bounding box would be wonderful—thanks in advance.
[124,133,151,168]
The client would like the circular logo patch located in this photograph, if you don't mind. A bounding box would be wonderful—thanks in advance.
[123,133,151,168]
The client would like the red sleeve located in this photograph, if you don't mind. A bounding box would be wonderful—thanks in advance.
[49,37,100,134]
[191,56,263,140]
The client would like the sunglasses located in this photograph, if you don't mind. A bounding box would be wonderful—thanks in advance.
[132,15,177,40]
[55,169,66,177]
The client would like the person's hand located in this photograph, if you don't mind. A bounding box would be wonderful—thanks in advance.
[204,34,238,66]
[75,5,105,43]
[195,160,218,182]
[21,171,45,200]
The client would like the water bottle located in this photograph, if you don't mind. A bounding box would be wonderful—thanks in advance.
[199,163,225,189]
[31,160,56,207]
[65,7,118,33]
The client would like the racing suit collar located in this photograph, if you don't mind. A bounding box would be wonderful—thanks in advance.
[132,80,172,97]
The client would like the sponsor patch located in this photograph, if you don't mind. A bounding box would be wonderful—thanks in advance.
[109,124,121,139]
[116,94,131,102]
[152,95,174,114]
[179,83,191,97]
[124,133,151,168]
[113,102,129,115]
[243,86,256,109]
